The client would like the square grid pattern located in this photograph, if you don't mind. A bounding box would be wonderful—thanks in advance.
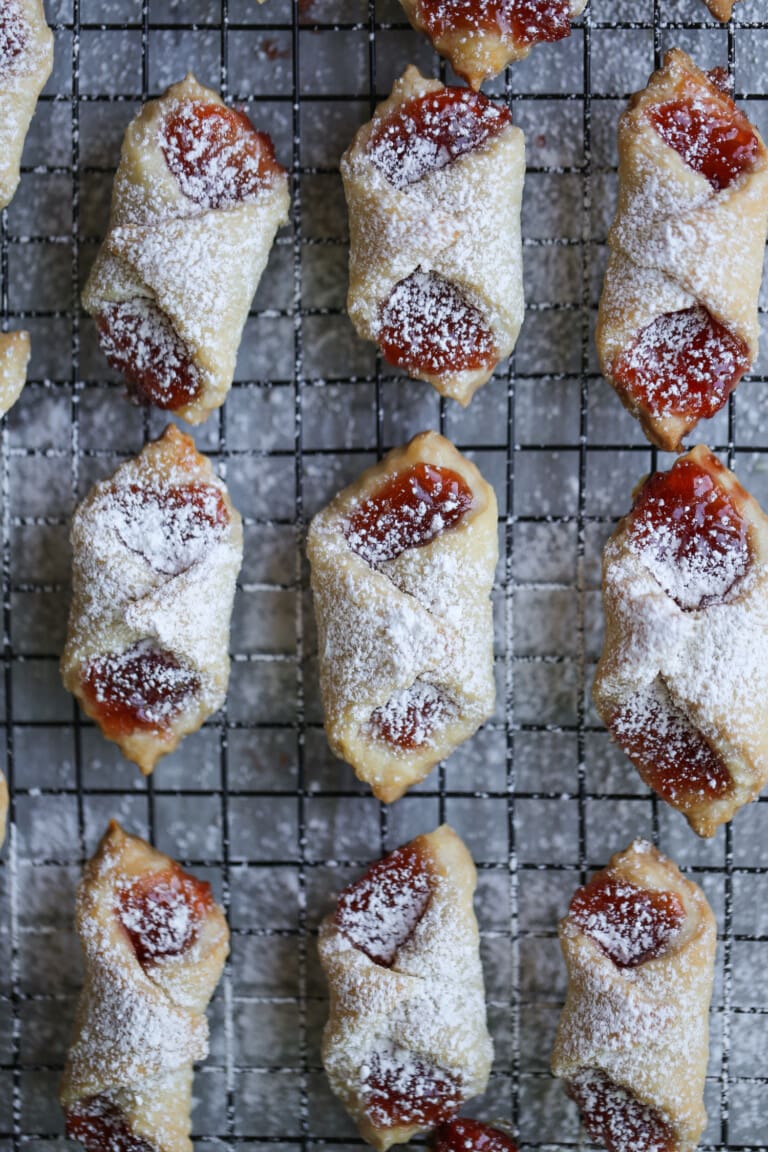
[2,0,768,1148]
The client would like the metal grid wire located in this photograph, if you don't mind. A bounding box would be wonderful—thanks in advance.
[1,0,768,1147]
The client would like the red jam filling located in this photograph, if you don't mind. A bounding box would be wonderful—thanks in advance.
[707,67,733,97]
[627,456,751,611]
[415,0,573,48]
[346,461,474,565]
[378,270,498,379]
[609,688,733,810]
[97,300,202,412]
[111,482,228,576]
[162,101,283,209]
[65,1096,157,1152]
[612,305,750,424]
[335,842,433,967]
[367,682,457,750]
[647,96,759,191]
[566,1069,674,1152]
[363,1049,462,1129]
[81,642,200,739]
[117,865,214,968]
[0,2,26,73]
[569,872,685,968]
[433,1118,518,1152]
[367,87,512,189]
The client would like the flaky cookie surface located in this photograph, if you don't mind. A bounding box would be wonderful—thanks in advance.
[319,825,493,1150]
[82,73,289,424]
[61,425,243,774]
[0,330,30,417]
[593,444,768,836]
[398,0,587,89]
[0,0,53,209]
[307,430,498,802]
[342,66,524,405]
[60,821,229,1152]
[704,0,739,19]
[596,49,768,450]
[552,840,716,1152]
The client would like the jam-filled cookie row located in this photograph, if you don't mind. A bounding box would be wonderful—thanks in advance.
[0,4,760,1152]
[4,3,765,451]
[57,821,716,1152]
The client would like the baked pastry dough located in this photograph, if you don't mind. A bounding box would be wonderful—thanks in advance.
[61,424,243,775]
[60,820,229,1152]
[0,329,30,416]
[319,825,493,1151]
[341,66,524,406]
[433,1118,518,1152]
[83,73,290,425]
[552,840,716,1152]
[399,0,587,89]
[593,444,768,838]
[704,0,740,18]
[596,49,768,452]
[307,430,497,803]
[0,0,53,210]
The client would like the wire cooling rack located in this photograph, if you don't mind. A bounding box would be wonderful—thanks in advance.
[1,0,768,1148]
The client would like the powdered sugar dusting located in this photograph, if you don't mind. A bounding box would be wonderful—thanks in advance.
[97,299,201,410]
[377,269,497,376]
[367,88,511,191]
[567,1067,673,1152]
[335,843,432,968]
[595,450,768,832]
[82,74,290,423]
[598,50,768,449]
[569,876,685,969]
[61,428,243,769]
[344,461,474,567]
[160,100,282,210]
[553,843,716,1149]
[119,882,195,960]
[627,493,751,614]
[614,305,748,422]
[366,681,459,751]
[342,66,524,404]
[103,480,227,577]
[319,828,493,1137]
[307,438,497,795]
[83,641,201,729]
[0,0,27,77]
[361,1045,462,1128]
[61,826,228,1148]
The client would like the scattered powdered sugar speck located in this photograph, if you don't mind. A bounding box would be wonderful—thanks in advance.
[366,680,459,750]
[102,480,227,577]
[0,1,27,77]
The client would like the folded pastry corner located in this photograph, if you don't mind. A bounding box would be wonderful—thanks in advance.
[307,430,498,802]
[594,443,768,836]
[704,0,740,19]
[0,0,54,210]
[432,1118,518,1152]
[0,329,30,417]
[399,0,587,90]
[60,820,229,1152]
[597,49,768,451]
[552,839,716,1152]
[342,65,524,406]
[319,824,493,1150]
[61,424,243,774]
[83,73,290,424]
